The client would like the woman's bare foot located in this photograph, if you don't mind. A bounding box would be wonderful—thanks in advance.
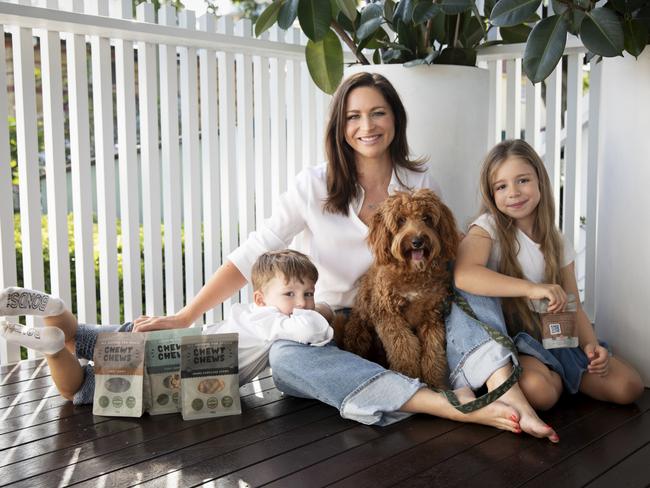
[452,386,521,434]
[487,366,560,443]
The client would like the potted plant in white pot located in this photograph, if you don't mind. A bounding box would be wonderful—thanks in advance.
[254,0,649,225]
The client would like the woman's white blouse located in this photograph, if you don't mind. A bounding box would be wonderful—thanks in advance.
[228,163,442,309]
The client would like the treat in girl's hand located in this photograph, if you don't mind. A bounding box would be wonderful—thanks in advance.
[532,294,579,349]
[144,328,201,415]
[180,333,241,420]
[93,332,146,417]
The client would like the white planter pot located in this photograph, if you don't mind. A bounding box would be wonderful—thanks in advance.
[594,50,650,385]
[345,64,490,228]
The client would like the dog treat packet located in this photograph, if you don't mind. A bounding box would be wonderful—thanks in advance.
[180,333,241,420]
[531,294,579,349]
[144,328,201,415]
[93,332,146,417]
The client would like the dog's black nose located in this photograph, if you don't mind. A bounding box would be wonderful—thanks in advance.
[412,237,424,248]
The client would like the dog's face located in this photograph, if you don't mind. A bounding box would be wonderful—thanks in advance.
[367,189,460,271]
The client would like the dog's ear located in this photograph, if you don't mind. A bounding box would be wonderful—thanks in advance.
[435,200,461,262]
[367,208,393,265]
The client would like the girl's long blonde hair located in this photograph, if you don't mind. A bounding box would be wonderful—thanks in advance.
[479,139,564,338]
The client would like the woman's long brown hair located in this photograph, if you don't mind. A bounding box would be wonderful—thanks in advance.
[478,139,565,338]
[323,72,424,215]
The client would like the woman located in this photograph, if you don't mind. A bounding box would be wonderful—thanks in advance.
[134,72,558,441]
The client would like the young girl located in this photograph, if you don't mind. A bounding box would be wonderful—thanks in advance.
[454,139,643,410]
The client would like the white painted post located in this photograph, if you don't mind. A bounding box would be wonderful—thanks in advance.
[88,0,119,324]
[40,0,71,311]
[488,60,503,147]
[269,25,287,204]
[217,15,238,314]
[13,17,46,339]
[564,53,584,247]
[198,13,221,323]
[235,19,254,304]
[300,32,318,167]
[137,2,164,317]
[66,0,96,324]
[545,62,563,227]
[524,77,542,151]
[505,58,521,139]
[0,22,20,364]
[179,10,203,320]
[158,5,184,315]
[253,31,272,227]
[285,27,302,186]
[113,0,142,322]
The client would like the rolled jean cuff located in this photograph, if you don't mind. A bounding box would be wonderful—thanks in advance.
[340,370,423,426]
[449,340,516,390]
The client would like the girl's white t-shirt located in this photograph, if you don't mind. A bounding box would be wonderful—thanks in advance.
[471,213,576,283]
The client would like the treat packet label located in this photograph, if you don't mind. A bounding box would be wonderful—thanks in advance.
[180,333,241,420]
[93,332,146,417]
[144,328,202,415]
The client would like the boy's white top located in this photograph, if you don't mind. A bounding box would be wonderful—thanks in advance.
[471,213,576,283]
[227,163,442,309]
[203,303,333,385]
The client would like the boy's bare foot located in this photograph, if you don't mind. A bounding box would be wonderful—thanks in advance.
[0,287,65,317]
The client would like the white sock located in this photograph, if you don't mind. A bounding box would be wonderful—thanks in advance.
[0,287,66,317]
[0,321,65,355]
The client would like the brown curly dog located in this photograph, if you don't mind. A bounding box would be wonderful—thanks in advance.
[334,189,459,389]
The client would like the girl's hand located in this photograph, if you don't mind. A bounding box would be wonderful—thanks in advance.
[132,314,190,332]
[584,342,609,376]
[526,283,567,312]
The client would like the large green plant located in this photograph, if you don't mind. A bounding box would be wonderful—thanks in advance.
[255,0,650,93]
[493,0,650,82]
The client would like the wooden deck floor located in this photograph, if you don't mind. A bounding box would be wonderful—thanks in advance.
[1,359,649,487]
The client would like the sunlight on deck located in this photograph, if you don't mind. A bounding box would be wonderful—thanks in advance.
[1,360,47,421]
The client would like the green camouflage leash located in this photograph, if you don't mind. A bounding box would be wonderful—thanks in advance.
[432,291,522,414]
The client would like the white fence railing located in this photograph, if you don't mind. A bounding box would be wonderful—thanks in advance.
[0,0,599,365]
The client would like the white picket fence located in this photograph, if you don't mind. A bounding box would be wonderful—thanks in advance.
[0,0,600,365]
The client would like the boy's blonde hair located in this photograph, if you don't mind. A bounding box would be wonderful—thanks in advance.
[251,250,319,292]
[478,139,564,338]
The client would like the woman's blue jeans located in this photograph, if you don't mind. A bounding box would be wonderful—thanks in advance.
[268,290,515,426]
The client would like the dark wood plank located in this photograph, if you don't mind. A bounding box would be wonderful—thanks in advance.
[326,393,603,488]
[397,392,650,488]
[0,359,46,375]
[0,384,60,409]
[3,393,314,487]
[524,409,650,487]
[0,375,54,398]
[585,441,650,488]
[0,393,71,421]
[263,416,469,488]
[0,361,50,386]
[77,404,341,488]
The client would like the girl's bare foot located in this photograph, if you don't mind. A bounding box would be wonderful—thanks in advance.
[488,367,560,442]
[451,387,521,433]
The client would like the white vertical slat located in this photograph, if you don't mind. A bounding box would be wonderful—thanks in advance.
[564,53,584,247]
[40,3,71,310]
[65,0,96,323]
[285,27,302,185]
[269,25,287,203]
[158,5,183,315]
[488,60,503,147]
[584,59,602,320]
[505,58,521,139]
[253,31,271,227]
[545,62,563,227]
[88,0,119,324]
[235,19,254,304]
[198,13,221,323]
[178,10,202,321]
[300,32,318,167]
[217,16,238,314]
[137,2,164,317]
[315,90,331,163]
[524,77,542,151]
[0,22,20,364]
[114,0,141,322]
[13,20,45,337]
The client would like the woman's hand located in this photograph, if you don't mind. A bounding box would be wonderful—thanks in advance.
[526,283,567,313]
[132,313,191,332]
[584,342,609,376]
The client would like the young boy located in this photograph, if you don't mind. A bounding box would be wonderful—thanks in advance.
[0,249,333,404]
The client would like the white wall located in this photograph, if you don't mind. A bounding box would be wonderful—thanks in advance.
[595,50,650,385]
